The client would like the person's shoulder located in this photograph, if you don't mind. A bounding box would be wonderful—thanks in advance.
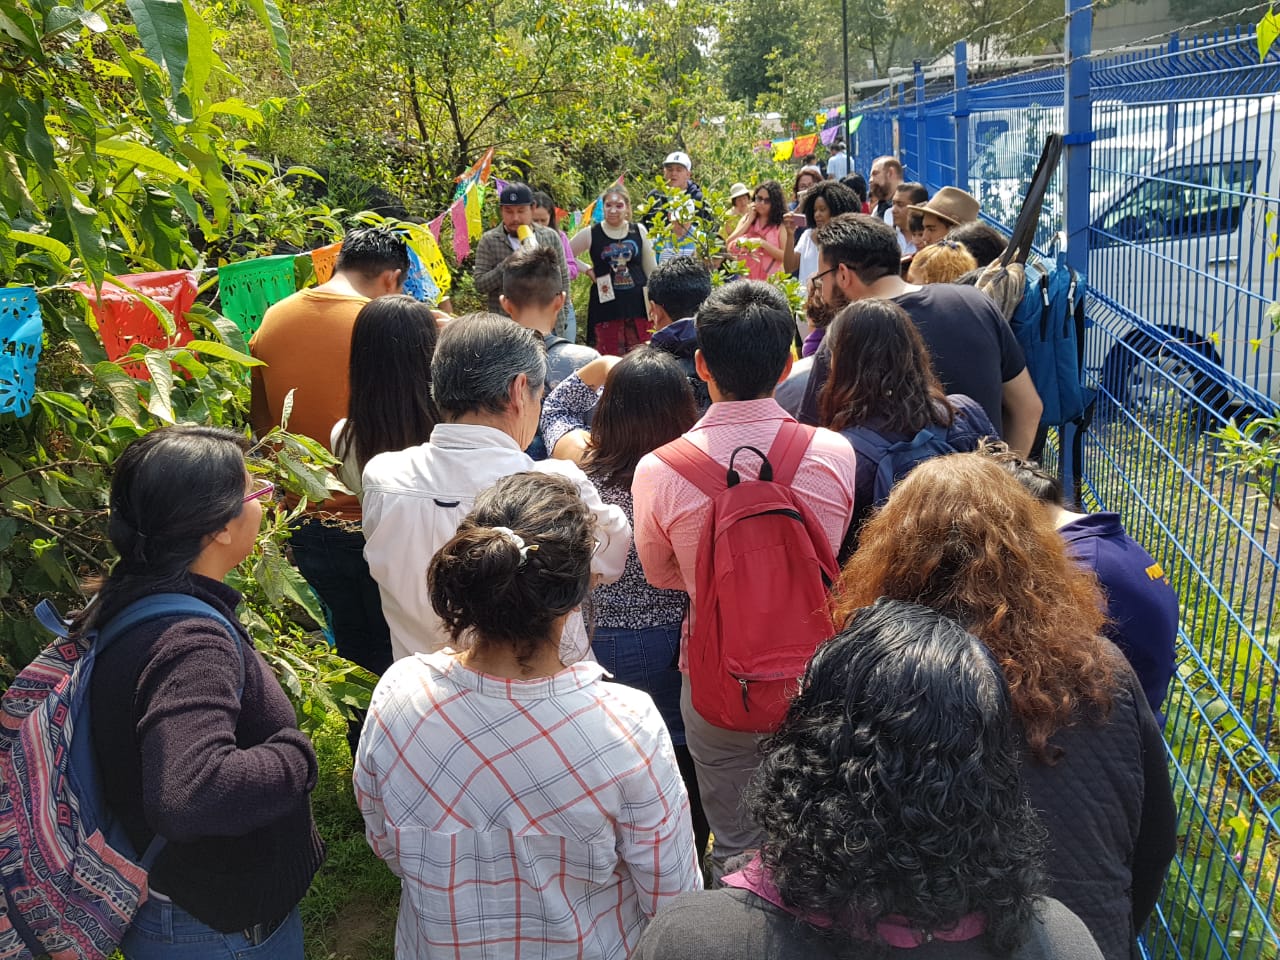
[594,678,666,735]
[362,441,430,488]
[1020,896,1106,960]
[805,425,857,467]
[531,455,594,490]
[370,652,452,709]
[251,288,312,345]
[637,889,800,960]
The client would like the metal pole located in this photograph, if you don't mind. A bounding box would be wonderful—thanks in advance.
[955,41,970,193]
[1062,0,1093,493]
[914,60,926,185]
[1063,0,1092,276]
[842,0,851,148]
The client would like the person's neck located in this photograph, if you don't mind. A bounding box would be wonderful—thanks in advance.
[510,312,557,337]
[602,219,628,235]
[459,625,568,679]
[1051,505,1088,529]
[863,274,916,300]
[317,271,376,300]
[448,410,521,439]
[188,556,232,582]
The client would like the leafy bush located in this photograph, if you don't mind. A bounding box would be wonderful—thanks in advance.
[0,0,373,729]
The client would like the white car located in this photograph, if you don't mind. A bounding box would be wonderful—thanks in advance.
[1083,95,1279,412]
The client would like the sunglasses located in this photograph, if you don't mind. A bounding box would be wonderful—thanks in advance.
[243,477,275,503]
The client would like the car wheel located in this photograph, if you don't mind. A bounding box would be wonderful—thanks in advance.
[1098,330,1229,424]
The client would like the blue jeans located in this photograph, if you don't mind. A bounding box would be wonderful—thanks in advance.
[288,518,391,676]
[592,624,684,745]
[122,899,302,960]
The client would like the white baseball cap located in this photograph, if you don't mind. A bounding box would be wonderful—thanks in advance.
[663,151,692,171]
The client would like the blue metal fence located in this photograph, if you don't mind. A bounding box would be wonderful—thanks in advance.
[852,22,1280,960]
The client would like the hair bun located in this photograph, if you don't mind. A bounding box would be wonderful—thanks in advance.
[489,526,538,566]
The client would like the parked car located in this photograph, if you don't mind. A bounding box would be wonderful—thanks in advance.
[1084,95,1279,414]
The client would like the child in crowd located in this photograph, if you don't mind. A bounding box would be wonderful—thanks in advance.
[500,246,599,459]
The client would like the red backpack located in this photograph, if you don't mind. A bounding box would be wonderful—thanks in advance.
[653,420,839,733]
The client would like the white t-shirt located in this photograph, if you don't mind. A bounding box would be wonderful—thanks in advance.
[795,231,821,289]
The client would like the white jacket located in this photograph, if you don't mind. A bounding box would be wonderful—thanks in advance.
[361,423,631,664]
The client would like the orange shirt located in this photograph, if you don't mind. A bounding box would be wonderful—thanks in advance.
[250,288,367,521]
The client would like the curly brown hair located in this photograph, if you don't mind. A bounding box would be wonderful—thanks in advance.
[833,454,1117,763]
[906,239,978,284]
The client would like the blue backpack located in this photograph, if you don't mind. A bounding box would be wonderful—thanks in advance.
[0,594,242,960]
[1005,260,1087,427]
[844,423,957,505]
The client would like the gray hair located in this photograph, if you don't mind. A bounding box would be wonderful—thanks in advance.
[431,313,548,418]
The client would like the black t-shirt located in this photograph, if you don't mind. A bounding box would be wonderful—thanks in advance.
[800,284,1026,435]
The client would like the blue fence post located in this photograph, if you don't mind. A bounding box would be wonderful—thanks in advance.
[1165,33,1179,149]
[914,60,927,183]
[954,42,970,192]
[1061,0,1093,491]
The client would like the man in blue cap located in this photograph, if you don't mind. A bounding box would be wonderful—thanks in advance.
[473,180,571,331]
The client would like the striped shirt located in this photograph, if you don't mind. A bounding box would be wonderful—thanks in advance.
[354,652,702,959]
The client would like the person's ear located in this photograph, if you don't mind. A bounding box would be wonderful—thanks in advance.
[211,525,234,546]
[385,267,405,294]
[776,353,794,385]
[499,294,514,315]
[509,371,530,409]
[553,291,567,312]
[694,349,713,384]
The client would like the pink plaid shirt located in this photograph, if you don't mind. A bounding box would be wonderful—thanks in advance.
[631,399,857,664]
[354,652,702,960]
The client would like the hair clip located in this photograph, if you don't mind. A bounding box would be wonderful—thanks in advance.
[491,526,539,566]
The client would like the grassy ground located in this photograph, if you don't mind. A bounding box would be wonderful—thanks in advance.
[301,712,399,960]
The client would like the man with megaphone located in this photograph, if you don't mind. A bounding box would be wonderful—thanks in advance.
[473,181,571,331]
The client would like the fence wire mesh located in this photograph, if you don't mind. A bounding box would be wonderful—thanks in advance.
[853,25,1279,960]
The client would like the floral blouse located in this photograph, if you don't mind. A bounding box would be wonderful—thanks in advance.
[541,373,690,630]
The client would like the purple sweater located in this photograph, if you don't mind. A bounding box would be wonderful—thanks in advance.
[89,576,325,931]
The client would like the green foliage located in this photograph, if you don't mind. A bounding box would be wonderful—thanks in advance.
[300,711,398,959]
[0,0,369,729]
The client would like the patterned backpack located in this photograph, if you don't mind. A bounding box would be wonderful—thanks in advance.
[0,593,241,960]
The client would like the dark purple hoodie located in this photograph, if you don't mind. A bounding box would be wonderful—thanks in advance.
[1059,512,1178,718]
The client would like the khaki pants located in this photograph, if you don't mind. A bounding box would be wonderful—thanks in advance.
[679,676,766,880]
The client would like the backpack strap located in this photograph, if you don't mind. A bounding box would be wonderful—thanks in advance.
[652,437,727,498]
[97,594,246,700]
[766,421,816,487]
[97,593,246,870]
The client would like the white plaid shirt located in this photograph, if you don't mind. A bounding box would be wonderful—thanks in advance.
[354,652,702,959]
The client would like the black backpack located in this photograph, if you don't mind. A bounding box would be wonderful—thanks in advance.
[845,423,956,504]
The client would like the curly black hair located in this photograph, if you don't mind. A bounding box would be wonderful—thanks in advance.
[747,597,1047,954]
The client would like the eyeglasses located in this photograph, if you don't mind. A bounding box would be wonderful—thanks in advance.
[243,477,275,503]
[753,195,771,203]
[809,265,839,292]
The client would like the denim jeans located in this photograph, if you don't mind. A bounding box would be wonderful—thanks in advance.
[591,624,684,744]
[122,899,302,960]
[288,517,391,676]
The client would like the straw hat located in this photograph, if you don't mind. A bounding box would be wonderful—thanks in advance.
[908,186,980,226]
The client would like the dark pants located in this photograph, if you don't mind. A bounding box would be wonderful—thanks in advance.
[288,518,390,757]
[592,624,710,865]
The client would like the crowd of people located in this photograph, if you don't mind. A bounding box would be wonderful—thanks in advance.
[59,142,1186,960]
